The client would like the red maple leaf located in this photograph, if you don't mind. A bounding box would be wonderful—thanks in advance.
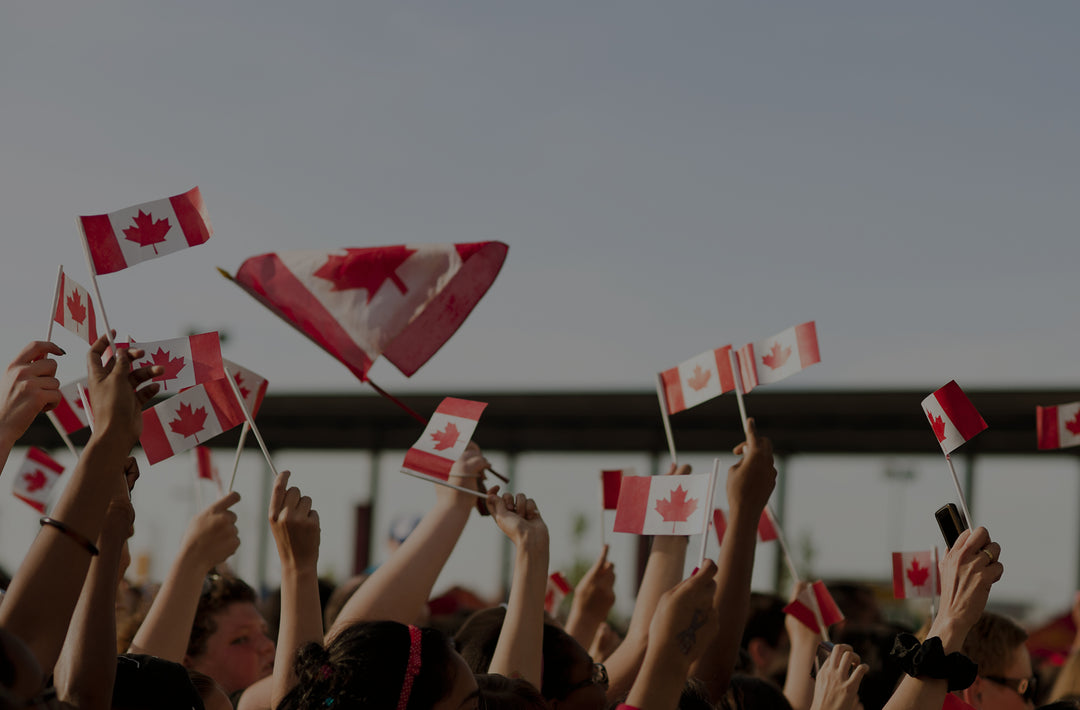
[169,402,208,439]
[66,290,87,325]
[761,341,792,370]
[926,410,947,442]
[686,364,711,391]
[654,485,699,533]
[139,348,186,391]
[312,246,417,302]
[122,210,172,254]
[906,558,930,587]
[1066,410,1080,436]
[22,470,47,493]
[431,421,460,451]
[233,371,250,401]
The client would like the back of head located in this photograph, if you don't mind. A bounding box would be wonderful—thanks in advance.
[113,654,205,710]
[742,593,787,650]
[961,612,1028,677]
[718,674,793,710]
[476,674,547,710]
[278,621,456,710]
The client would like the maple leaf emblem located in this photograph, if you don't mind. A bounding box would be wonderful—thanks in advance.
[926,410,947,442]
[761,341,792,370]
[169,402,208,440]
[233,371,250,401]
[139,348,186,391]
[312,246,417,302]
[431,422,460,451]
[654,485,699,533]
[122,210,172,254]
[66,290,87,325]
[22,470,47,493]
[686,364,711,391]
[1066,410,1080,436]
[906,558,930,587]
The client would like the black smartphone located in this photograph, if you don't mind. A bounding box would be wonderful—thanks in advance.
[935,503,968,549]
[810,641,834,679]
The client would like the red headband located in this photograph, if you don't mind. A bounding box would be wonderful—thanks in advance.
[396,625,423,710]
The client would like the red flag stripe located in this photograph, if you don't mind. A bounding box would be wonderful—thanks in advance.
[205,379,246,430]
[436,397,487,421]
[14,493,46,513]
[53,272,67,325]
[1037,405,1059,450]
[612,475,650,534]
[713,508,727,546]
[80,215,126,274]
[738,345,758,391]
[141,406,173,464]
[795,321,821,368]
[601,470,623,509]
[660,367,685,414]
[190,333,225,384]
[550,572,572,594]
[169,187,212,247]
[712,345,737,392]
[402,448,453,480]
[26,447,63,474]
[892,552,906,599]
[933,381,986,441]
[51,399,85,434]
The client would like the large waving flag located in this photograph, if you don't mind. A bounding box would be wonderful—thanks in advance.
[613,474,712,536]
[229,243,508,381]
[80,187,212,275]
[12,448,65,513]
[737,321,820,392]
[140,379,245,464]
[922,381,987,454]
[659,346,736,414]
[401,398,487,482]
[1037,402,1080,451]
[51,266,98,344]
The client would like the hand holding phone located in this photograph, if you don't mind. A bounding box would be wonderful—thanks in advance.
[935,503,969,549]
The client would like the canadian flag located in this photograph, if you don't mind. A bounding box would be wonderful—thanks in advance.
[922,381,987,454]
[737,321,821,392]
[401,398,487,481]
[140,379,245,465]
[601,469,630,510]
[713,508,727,546]
[51,266,98,344]
[758,508,779,542]
[80,187,212,275]
[659,346,737,414]
[12,447,65,513]
[1037,402,1080,451]
[783,580,845,634]
[892,550,940,599]
[196,446,218,482]
[223,359,269,417]
[232,243,508,381]
[545,572,573,615]
[613,474,712,536]
[49,377,90,435]
[127,333,224,393]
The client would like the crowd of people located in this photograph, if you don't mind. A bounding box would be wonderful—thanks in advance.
[0,332,1072,710]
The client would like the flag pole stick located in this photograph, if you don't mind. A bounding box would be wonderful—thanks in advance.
[223,365,278,477]
[76,384,94,432]
[655,374,678,466]
[930,546,939,622]
[809,589,832,644]
[729,349,751,438]
[697,460,721,568]
[192,451,203,510]
[599,474,607,549]
[400,469,487,498]
[944,454,974,529]
[227,422,250,493]
[46,413,80,459]
[46,265,63,343]
[769,505,801,586]
[76,220,116,354]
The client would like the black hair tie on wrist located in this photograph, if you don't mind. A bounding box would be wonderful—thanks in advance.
[890,633,977,691]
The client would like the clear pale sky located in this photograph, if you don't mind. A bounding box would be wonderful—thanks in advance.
[1,2,1078,621]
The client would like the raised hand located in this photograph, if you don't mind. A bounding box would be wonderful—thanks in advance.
[86,332,162,449]
[269,470,321,571]
[486,487,548,552]
[572,545,616,622]
[179,491,242,573]
[0,341,64,453]
[436,441,490,511]
[930,526,1003,652]
[809,644,868,710]
[727,418,776,517]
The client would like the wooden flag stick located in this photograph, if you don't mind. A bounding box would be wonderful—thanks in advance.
[810,591,832,644]
[655,374,678,466]
[192,450,204,510]
[944,454,974,529]
[930,546,939,622]
[400,469,487,498]
[76,384,94,432]
[768,505,801,586]
[76,221,116,354]
[729,349,751,438]
[45,413,80,459]
[223,365,278,477]
[227,422,250,493]
[697,459,721,568]
[46,265,63,343]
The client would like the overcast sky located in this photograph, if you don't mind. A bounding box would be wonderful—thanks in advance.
[1,1,1078,620]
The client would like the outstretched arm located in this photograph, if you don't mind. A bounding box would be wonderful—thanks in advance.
[0,340,63,471]
[329,443,488,636]
[486,488,549,689]
[564,545,615,650]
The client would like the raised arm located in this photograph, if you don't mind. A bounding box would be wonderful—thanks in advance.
[328,443,488,636]
[0,340,63,471]
[564,545,615,650]
[268,470,323,708]
[129,490,242,660]
[486,488,549,689]
[808,644,868,710]
[691,418,776,701]
[625,561,719,710]
[784,581,822,710]
[0,333,160,686]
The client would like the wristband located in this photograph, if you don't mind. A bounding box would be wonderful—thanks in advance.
[890,633,977,691]
[39,516,100,556]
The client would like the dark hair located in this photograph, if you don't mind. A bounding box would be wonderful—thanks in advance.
[187,574,257,659]
[741,593,787,649]
[278,621,457,710]
[455,607,580,700]
[717,674,793,710]
[476,674,547,710]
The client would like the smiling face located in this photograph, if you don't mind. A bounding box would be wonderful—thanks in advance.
[185,601,275,695]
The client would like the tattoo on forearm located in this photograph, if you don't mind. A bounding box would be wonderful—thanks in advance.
[676,609,708,654]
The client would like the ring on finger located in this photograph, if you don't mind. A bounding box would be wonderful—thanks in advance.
[981,547,995,564]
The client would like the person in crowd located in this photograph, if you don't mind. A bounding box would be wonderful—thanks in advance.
[958,612,1036,710]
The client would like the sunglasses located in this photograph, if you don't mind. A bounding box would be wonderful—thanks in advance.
[982,674,1038,703]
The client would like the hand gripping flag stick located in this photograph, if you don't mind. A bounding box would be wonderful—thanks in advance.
[223,364,278,484]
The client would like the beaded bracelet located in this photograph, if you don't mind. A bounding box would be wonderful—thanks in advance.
[39,517,99,556]
[890,633,977,691]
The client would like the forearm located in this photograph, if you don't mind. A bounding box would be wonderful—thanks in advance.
[690,506,758,700]
[272,563,323,707]
[625,654,690,710]
[330,501,470,636]
[565,602,604,650]
[1049,633,1080,701]
[489,542,548,688]
[883,619,970,710]
[783,630,819,710]
[129,550,209,660]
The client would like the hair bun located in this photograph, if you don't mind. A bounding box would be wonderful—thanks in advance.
[294,642,333,684]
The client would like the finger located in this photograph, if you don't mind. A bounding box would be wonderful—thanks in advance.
[746,417,758,443]
[135,382,161,406]
[87,332,114,377]
[962,526,991,553]
[269,471,291,514]
[224,510,239,525]
[25,357,59,377]
[524,498,540,517]
[40,390,62,412]
[487,484,502,497]
[732,442,747,456]
[502,492,516,510]
[849,663,870,686]
[310,509,321,529]
[131,364,164,386]
[594,544,610,568]
[13,341,65,365]
[297,495,312,516]
[212,490,242,512]
[514,493,527,512]
[673,463,692,476]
